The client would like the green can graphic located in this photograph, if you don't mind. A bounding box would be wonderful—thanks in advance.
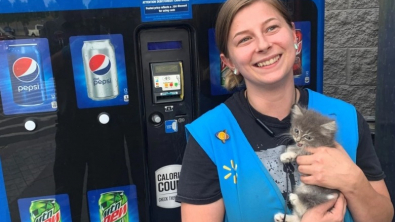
[99,191,129,222]
[29,199,61,222]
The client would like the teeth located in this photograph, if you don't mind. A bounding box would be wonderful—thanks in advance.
[257,55,280,67]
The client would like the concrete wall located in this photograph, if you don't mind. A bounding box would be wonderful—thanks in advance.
[324,0,379,117]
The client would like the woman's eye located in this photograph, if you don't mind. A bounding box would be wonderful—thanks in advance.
[238,37,251,44]
[267,25,278,32]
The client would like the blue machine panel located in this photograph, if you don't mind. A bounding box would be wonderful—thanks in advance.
[0,159,11,222]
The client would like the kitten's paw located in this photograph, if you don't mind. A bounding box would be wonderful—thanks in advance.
[274,213,299,222]
[280,152,297,163]
[289,193,299,205]
[274,213,285,222]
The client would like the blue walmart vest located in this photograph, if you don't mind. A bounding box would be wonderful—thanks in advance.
[186,89,358,222]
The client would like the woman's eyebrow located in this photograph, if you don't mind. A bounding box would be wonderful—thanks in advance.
[233,17,277,40]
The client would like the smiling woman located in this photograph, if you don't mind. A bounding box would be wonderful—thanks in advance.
[176,0,394,222]
[219,0,298,102]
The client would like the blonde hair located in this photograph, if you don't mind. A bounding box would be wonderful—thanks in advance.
[215,0,293,91]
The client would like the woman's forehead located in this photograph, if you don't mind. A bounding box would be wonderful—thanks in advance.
[230,1,283,32]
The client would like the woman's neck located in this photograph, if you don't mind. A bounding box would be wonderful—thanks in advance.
[245,82,299,121]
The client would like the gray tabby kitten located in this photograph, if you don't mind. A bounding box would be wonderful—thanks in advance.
[274,105,339,222]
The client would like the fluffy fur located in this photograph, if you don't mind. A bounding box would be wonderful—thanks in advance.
[274,105,339,222]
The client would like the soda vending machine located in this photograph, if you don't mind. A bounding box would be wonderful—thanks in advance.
[0,0,324,221]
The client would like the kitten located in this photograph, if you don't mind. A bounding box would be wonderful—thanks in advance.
[274,105,339,222]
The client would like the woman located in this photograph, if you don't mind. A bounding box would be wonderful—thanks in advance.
[176,0,394,221]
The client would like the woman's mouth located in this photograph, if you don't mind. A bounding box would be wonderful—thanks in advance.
[256,55,281,67]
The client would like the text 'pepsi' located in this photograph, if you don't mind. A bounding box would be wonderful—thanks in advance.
[93,77,112,86]
[18,84,40,92]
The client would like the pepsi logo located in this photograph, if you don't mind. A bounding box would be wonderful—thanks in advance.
[13,57,40,82]
[89,54,111,75]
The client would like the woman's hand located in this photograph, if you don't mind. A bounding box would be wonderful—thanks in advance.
[301,193,347,222]
[296,142,359,192]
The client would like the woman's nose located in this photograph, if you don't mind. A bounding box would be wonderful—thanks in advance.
[256,35,272,53]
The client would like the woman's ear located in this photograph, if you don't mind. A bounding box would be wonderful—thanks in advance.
[220,53,235,70]
[291,22,297,43]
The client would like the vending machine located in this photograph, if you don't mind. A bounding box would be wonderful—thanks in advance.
[0,0,324,221]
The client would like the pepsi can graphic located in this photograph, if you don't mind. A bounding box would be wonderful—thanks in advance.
[82,39,119,101]
[7,43,45,106]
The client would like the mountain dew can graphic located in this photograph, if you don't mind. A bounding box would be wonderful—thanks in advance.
[99,191,128,222]
[29,199,61,222]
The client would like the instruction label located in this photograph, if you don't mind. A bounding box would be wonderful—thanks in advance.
[141,0,191,22]
[155,164,182,208]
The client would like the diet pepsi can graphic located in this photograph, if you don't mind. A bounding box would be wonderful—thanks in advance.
[0,39,57,115]
[82,39,119,101]
[8,44,45,105]
[17,194,72,222]
[70,34,129,109]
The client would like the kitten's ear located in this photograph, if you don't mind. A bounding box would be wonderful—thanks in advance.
[320,121,337,135]
[292,105,304,118]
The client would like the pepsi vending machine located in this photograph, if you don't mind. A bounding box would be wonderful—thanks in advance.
[0,0,324,221]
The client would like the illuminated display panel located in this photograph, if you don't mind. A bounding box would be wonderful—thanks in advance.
[148,41,182,51]
[154,63,179,73]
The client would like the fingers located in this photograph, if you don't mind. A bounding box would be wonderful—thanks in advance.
[312,196,338,214]
[303,146,324,154]
[311,193,347,216]
[296,147,328,164]
[301,193,347,222]
[303,142,345,154]
[298,174,315,185]
[297,144,345,165]
[296,154,314,165]
[324,193,347,222]
[332,193,347,216]
[298,165,315,175]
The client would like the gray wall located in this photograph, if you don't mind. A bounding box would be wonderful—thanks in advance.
[324,0,379,117]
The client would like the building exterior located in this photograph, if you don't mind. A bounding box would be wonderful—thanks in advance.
[324,0,379,117]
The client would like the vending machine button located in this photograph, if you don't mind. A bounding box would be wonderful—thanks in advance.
[24,120,36,131]
[98,113,110,124]
[165,120,178,133]
[152,114,162,124]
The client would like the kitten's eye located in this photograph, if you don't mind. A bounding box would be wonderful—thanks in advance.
[304,135,312,140]
[294,128,299,134]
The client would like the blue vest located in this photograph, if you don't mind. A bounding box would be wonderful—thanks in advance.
[186,90,358,222]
